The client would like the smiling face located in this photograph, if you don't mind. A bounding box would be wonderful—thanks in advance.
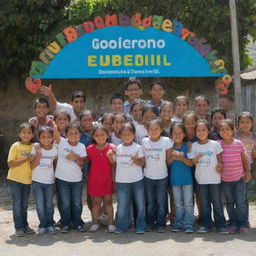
[125,83,142,102]
[113,115,126,134]
[148,123,163,141]
[238,116,253,134]
[80,114,94,133]
[194,99,209,118]
[196,123,209,142]
[71,97,86,115]
[172,126,185,144]
[160,104,174,121]
[120,128,135,145]
[66,127,81,145]
[39,131,54,148]
[93,128,108,146]
[150,84,165,101]
[19,127,34,144]
[35,102,49,118]
[183,114,197,136]
[131,103,143,123]
[55,114,70,132]
[175,99,189,119]
[219,123,234,140]
[111,98,124,114]
[211,112,225,130]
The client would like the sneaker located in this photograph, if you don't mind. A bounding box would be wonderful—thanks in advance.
[197,226,210,234]
[37,227,47,235]
[75,225,86,232]
[157,227,166,233]
[136,229,145,234]
[218,227,229,235]
[99,214,108,227]
[172,227,183,232]
[89,224,99,232]
[15,229,25,237]
[114,229,125,234]
[239,227,248,233]
[47,226,57,235]
[185,227,194,234]
[145,226,152,232]
[228,226,238,234]
[108,224,115,233]
[24,226,35,234]
[60,226,69,234]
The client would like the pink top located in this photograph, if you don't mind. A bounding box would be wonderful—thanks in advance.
[218,139,245,182]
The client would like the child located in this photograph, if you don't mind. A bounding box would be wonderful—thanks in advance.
[79,110,94,147]
[159,101,174,136]
[110,93,125,114]
[129,99,145,125]
[31,126,58,235]
[194,95,210,121]
[146,81,166,109]
[210,108,226,141]
[123,78,143,114]
[110,122,146,234]
[86,124,115,233]
[169,122,194,233]
[189,119,228,234]
[54,110,71,138]
[218,119,251,233]
[100,113,114,133]
[218,95,235,120]
[28,98,53,130]
[135,105,157,145]
[40,85,86,122]
[111,113,127,146]
[7,123,35,236]
[173,95,189,122]
[55,123,86,233]
[142,118,173,232]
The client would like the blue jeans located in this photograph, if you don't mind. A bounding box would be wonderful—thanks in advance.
[9,180,31,229]
[223,178,248,228]
[172,185,194,229]
[56,178,84,228]
[145,177,168,228]
[199,184,226,228]
[32,181,55,228]
[116,179,146,232]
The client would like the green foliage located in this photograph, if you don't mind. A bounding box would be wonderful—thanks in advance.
[1,0,256,90]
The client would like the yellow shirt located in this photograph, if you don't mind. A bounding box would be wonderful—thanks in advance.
[7,142,33,184]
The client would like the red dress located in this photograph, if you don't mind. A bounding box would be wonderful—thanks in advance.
[86,143,114,196]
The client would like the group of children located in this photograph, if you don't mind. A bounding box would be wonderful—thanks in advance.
[7,78,256,237]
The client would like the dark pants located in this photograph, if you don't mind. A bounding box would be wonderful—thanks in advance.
[9,180,31,229]
[56,178,84,228]
[32,181,55,228]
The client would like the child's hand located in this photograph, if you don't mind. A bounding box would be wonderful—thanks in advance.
[66,151,77,161]
[244,172,252,183]
[172,151,184,160]
[131,152,140,165]
[106,149,114,158]
[27,153,35,162]
[40,84,53,97]
[193,153,204,164]
[216,163,223,173]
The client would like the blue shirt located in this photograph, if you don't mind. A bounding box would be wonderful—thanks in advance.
[80,131,92,176]
[169,143,192,186]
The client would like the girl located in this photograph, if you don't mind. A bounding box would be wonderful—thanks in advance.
[129,99,145,125]
[110,122,146,234]
[142,118,173,232]
[31,126,58,235]
[190,119,228,234]
[210,108,226,141]
[169,122,194,233]
[173,95,189,123]
[86,124,115,233]
[110,113,127,146]
[54,110,71,138]
[55,123,86,233]
[159,101,174,136]
[194,95,210,121]
[100,113,114,133]
[7,122,35,237]
[218,119,251,233]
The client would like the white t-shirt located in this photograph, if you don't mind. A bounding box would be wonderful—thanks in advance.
[135,124,148,145]
[31,144,58,184]
[55,137,86,182]
[142,136,173,180]
[111,132,122,146]
[189,140,223,184]
[172,116,182,123]
[56,102,77,122]
[115,142,144,183]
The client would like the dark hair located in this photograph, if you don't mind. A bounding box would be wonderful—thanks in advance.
[35,97,49,109]
[149,80,166,90]
[194,95,209,106]
[99,113,114,124]
[211,107,226,120]
[110,93,125,104]
[113,113,128,122]
[182,110,198,123]
[124,78,142,90]
[159,101,174,113]
[174,95,189,107]
[195,119,211,131]
[53,110,71,122]
[142,105,159,116]
[237,111,254,131]
[71,91,86,102]
[129,99,145,114]
[91,123,109,143]
[79,109,95,120]
[147,117,163,130]
[219,94,233,102]
[170,122,186,136]
[218,119,235,131]
[120,122,136,135]
[38,126,54,138]
[19,122,35,133]
[65,122,82,135]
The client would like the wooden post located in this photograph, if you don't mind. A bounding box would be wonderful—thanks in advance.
[229,0,242,113]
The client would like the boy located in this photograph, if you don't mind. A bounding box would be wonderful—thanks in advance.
[40,85,86,122]
[123,78,143,114]
[146,81,165,110]
[110,93,125,114]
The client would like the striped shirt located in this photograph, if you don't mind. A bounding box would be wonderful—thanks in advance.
[218,139,245,182]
